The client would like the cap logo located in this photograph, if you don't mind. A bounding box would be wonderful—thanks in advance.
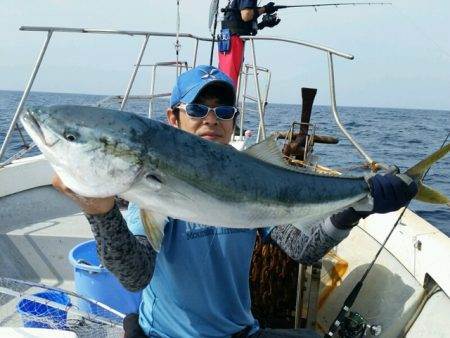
[200,68,219,79]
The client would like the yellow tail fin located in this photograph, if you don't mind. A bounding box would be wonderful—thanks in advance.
[405,143,450,206]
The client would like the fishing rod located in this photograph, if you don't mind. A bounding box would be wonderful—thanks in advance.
[221,2,391,13]
[274,2,392,10]
[324,132,450,338]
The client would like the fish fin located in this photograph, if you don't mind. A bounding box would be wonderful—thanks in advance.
[140,209,166,252]
[405,143,450,205]
[244,136,339,175]
[244,135,310,173]
[244,135,288,167]
[415,181,450,205]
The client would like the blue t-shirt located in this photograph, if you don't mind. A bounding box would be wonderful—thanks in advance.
[126,203,271,337]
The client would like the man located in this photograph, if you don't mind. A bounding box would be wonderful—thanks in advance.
[219,1,280,86]
[53,65,417,337]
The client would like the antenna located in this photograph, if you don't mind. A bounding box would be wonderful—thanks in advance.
[175,0,181,77]
[209,0,220,66]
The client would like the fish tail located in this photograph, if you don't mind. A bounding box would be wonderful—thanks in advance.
[404,143,450,205]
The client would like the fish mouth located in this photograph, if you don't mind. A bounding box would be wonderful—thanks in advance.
[21,110,44,142]
[21,109,59,147]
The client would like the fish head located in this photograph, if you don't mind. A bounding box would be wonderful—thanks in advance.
[21,105,148,197]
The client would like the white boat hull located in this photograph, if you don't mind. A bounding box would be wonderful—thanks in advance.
[1,155,449,337]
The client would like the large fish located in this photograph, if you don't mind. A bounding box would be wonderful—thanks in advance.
[20,105,449,248]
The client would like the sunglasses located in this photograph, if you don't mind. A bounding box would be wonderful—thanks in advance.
[178,103,239,121]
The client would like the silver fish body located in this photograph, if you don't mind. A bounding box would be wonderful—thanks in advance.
[21,105,371,229]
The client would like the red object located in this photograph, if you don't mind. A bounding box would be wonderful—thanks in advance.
[218,35,245,87]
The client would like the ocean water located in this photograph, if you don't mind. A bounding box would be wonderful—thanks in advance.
[1,90,449,236]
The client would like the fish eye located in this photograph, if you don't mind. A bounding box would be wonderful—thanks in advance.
[64,131,79,142]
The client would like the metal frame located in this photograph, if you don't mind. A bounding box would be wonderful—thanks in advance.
[239,35,374,165]
[148,61,189,118]
[1,27,374,171]
[238,64,271,143]
[295,261,323,329]
[0,27,211,165]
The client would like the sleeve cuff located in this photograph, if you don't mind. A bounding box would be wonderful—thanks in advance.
[322,216,352,241]
[330,208,363,230]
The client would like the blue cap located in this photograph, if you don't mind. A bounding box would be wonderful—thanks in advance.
[170,65,236,107]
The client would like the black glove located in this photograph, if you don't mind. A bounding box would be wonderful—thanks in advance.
[367,173,418,214]
[263,2,277,14]
[331,173,418,230]
[331,207,364,230]
[257,14,281,30]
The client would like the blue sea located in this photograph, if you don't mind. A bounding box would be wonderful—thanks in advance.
[1,90,449,236]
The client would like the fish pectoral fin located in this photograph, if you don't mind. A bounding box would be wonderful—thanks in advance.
[140,209,166,252]
[405,143,450,205]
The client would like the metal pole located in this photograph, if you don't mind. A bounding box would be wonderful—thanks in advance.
[327,52,374,164]
[120,34,150,111]
[175,0,181,77]
[209,0,220,66]
[248,39,266,141]
[192,39,200,68]
[0,30,53,163]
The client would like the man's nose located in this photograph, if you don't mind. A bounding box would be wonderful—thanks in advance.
[203,110,218,124]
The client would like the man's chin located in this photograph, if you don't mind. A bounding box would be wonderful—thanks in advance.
[201,135,226,144]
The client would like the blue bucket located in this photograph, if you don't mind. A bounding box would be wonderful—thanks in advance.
[16,291,71,329]
[68,240,142,316]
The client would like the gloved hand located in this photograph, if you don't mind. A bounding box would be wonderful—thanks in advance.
[331,173,418,230]
[367,173,418,214]
[257,14,281,30]
[263,2,277,14]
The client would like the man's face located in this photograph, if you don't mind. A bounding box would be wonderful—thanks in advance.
[167,97,235,145]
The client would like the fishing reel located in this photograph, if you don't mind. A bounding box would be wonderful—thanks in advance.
[257,13,281,29]
[338,311,382,338]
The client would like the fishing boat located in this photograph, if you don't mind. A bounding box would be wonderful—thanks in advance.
[1,21,449,338]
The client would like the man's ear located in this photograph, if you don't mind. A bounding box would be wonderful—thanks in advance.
[167,108,179,127]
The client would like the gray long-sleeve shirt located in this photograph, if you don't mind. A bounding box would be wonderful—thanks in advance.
[86,204,352,291]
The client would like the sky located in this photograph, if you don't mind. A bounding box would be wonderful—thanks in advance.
[0,0,449,111]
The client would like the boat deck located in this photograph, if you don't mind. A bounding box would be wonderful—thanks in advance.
[1,157,450,337]
[1,185,92,285]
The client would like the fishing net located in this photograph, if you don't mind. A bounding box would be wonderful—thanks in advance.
[0,277,124,337]
[250,235,299,328]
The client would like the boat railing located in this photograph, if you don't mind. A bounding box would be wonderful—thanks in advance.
[237,64,272,143]
[1,26,376,169]
[0,27,212,166]
[239,35,377,167]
